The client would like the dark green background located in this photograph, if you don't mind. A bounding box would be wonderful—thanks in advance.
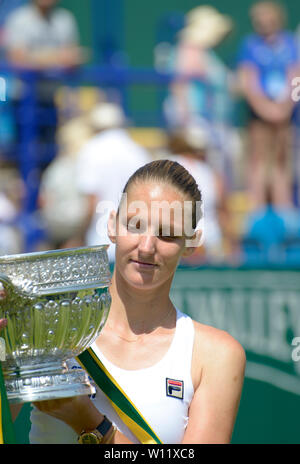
[60,0,300,67]
[58,0,300,125]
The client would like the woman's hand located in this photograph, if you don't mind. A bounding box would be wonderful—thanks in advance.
[238,65,293,124]
[34,396,131,444]
[0,284,7,331]
[33,395,103,435]
[0,292,21,420]
[1,284,130,443]
[0,282,6,301]
[0,285,7,344]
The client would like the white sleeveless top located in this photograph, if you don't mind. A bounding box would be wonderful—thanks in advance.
[29,309,195,444]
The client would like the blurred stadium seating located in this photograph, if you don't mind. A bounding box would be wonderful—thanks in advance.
[0,0,300,444]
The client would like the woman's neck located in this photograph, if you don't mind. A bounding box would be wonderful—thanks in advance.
[34,4,53,19]
[107,269,174,335]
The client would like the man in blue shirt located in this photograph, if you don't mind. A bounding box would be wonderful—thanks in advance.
[237,1,299,209]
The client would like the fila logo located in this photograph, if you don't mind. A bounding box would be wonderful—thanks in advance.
[166,378,184,400]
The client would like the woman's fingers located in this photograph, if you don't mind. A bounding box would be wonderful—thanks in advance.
[0,283,6,300]
[0,318,7,330]
[0,282,7,331]
[34,398,72,414]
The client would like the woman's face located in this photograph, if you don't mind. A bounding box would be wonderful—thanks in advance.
[34,0,59,10]
[251,4,282,37]
[108,181,197,291]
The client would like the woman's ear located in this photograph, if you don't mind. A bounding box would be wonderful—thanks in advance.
[182,229,203,256]
[107,210,117,244]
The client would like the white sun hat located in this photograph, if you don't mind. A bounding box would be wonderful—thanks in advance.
[89,102,126,130]
[178,5,233,48]
[182,125,210,151]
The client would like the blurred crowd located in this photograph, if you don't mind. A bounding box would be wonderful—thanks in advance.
[1,0,300,266]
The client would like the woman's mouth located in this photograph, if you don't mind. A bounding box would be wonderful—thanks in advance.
[130,259,158,268]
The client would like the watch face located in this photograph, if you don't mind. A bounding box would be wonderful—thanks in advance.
[79,432,102,444]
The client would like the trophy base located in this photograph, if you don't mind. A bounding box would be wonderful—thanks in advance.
[4,361,96,404]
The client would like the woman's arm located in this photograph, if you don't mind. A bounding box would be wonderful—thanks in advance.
[0,318,23,421]
[170,43,206,125]
[6,46,87,70]
[1,311,128,443]
[182,327,246,444]
[237,65,294,124]
[33,396,132,444]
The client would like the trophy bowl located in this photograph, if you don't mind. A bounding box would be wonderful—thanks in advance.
[0,245,111,404]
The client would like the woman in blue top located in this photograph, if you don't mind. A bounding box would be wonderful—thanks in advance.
[237,1,299,208]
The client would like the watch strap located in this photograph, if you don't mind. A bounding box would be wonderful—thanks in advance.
[96,415,112,438]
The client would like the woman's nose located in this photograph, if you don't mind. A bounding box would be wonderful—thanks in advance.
[137,233,156,254]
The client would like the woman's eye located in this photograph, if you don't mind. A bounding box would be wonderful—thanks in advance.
[159,236,175,241]
[126,219,147,233]
[155,226,181,240]
[157,233,181,241]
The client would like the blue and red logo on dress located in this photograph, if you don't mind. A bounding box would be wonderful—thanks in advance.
[166,378,184,400]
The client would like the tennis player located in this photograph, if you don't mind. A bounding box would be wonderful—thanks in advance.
[6,159,246,444]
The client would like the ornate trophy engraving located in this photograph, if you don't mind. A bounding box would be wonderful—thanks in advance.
[0,245,111,403]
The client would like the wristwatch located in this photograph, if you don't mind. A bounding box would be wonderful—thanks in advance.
[78,416,113,444]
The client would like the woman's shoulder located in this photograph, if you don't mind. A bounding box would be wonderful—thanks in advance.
[189,320,246,390]
[176,310,244,357]
[191,320,246,377]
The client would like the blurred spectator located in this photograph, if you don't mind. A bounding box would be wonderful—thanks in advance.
[236,1,299,208]
[75,102,152,263]
[0,167,24,255]
[2,0,86,205]
[163,6,237,186]
[241,182,300,264]
[161,126,230,264]
[0,0,27,59]
[291,24,300,206]
[38,116,92,249]
[0,2,27,155]
[3,0,84,71]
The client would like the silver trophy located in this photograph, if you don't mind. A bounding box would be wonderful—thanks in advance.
[0,245,111,403]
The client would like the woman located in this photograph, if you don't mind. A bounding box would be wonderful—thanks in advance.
[163,6,236,184]
[237,1,299,208]
[4,159,246,444]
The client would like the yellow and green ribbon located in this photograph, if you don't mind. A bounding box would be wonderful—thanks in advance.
[77,348,162,444]
[0,363,15,444]
[0,346,163,444]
